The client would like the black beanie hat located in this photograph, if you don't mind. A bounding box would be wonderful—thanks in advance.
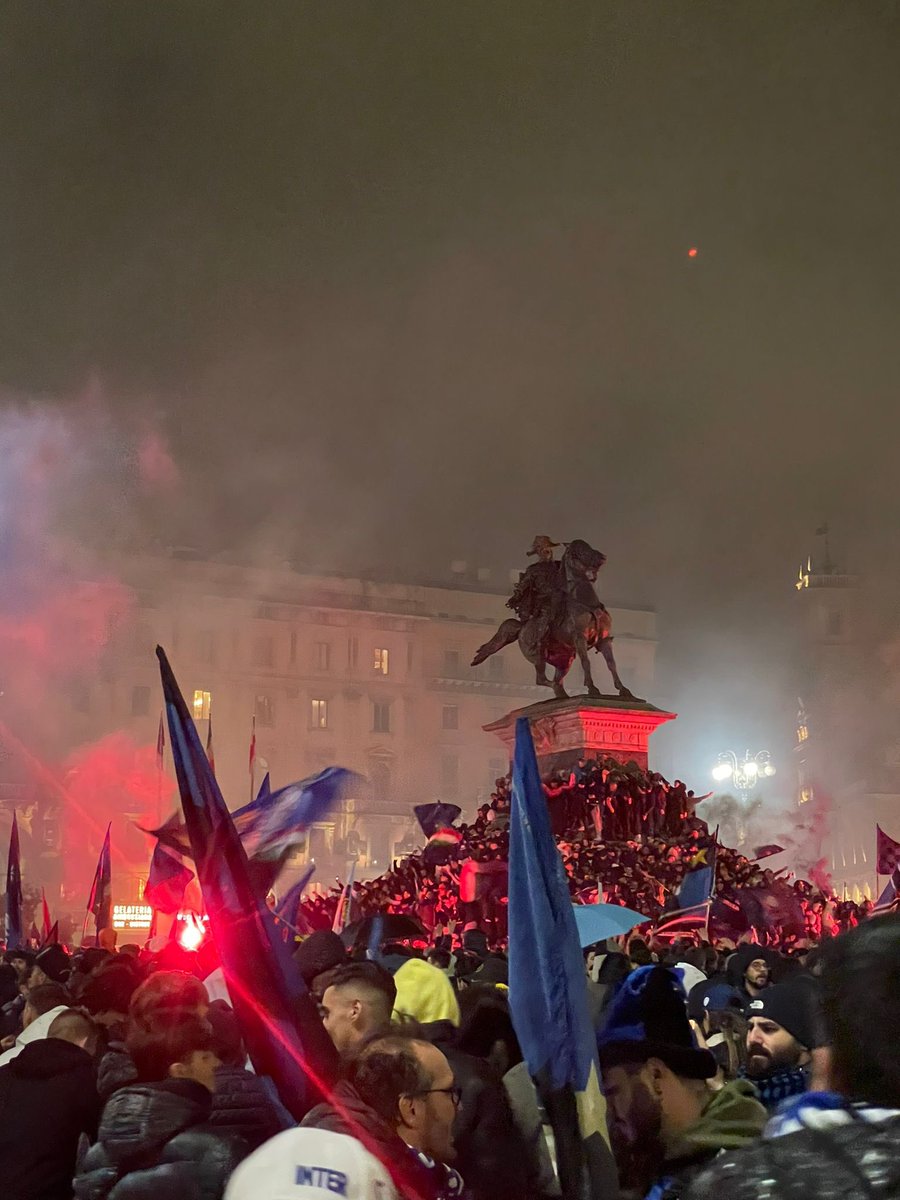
[34,944,71,984]
[292,931,347,987]
[598,965,717,1080]
[745,975,820,1050]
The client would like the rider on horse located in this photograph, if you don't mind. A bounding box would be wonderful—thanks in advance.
[507,535,565,655]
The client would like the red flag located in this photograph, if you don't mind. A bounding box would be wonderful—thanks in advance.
[877,825,900,875]
[206,712,216,776]
[249,714,257,777]
[40,887,51,943]
[156,711,165,772]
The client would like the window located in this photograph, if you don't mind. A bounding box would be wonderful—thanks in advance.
[192,690,212,721]
[255,694,275,728]
[316,642,331,671]
[347,638,358,669]
[198,631,216,665]
[311,698,329,730]
[442,704,459,731]
[373,701,391,733]
[289,631,298,665]
[440,754,459,796]
[373,647,390,676]
[254,635,274,669]
[131,685,151,717]
[443,648,460,674]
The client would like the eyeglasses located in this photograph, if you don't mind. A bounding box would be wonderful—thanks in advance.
[409,1086,462,1108]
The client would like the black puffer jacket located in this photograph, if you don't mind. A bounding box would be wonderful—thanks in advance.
[208,1064,293,1150]
[73,1078,246,1200]
[97,1042,138,1101]
[419,1019,534,1200]
[686,1111,900,1200]
[0,1037,100,1200]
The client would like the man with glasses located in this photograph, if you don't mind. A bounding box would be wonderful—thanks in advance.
[303,1034,466,1200]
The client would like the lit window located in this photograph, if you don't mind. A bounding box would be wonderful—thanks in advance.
[192,690,212,721]
[254,635,274,669]
[255,694,275,728]
[131,685,150,717]
[316,642,331,671]
[373,648,389,675]
[373,701,391,733]
[442,705,459,731]
[311,698,328,730]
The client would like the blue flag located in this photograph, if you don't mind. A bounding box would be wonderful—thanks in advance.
[275,863,316,928]
[157,646,337,1119]
[87,824,112,935]
[874,867,900,913]
[677,863,714,910]
[413,803,462,838]
[507,718,616,1200]
[144,841,194,914]
[255,771,271,804]
[4,812,23,950]
[232,767,356,861]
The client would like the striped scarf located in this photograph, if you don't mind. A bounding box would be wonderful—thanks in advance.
[739,1065,808,1111]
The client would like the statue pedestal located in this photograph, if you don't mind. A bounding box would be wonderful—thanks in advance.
[484,696,675,773]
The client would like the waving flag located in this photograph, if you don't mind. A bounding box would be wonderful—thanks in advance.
[507,718,617,1200]
[4,813,23,950]
[144,841,194,914]
[874,867,900,914]
[274,863,316,931]
[157,645,337,1119]
[414,803,462,838]
[332,861,357,934]
[255,771,271,804]
[231,767,356,862]
[876,825,900,875]
[87,824,112,935]
[41,921,59,947]
[156,711,166,771]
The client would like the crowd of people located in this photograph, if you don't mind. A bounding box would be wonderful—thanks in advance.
[1,906,899,1199]
[297,759,871,949]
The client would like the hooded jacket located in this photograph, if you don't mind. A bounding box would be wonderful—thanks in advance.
[207,1063,294,1150]
[686,1093,900,1200]
[0,1004,69,1067]
[0,1037,100,1200]
[647,1079,767,1200]
[73,1077,246,1200]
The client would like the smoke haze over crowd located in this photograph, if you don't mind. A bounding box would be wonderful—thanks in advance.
[1,3,900,808]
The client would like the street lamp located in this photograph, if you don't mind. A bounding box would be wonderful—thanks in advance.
[711,750,775,801]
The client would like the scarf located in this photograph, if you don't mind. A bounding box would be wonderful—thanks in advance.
[766,1091,900,1139]
[739,1064,807,1111]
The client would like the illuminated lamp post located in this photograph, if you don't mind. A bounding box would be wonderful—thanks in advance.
[711,750,776,844]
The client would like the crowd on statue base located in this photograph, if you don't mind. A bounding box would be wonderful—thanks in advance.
[1,910,900,1200]
[298,761,870,948]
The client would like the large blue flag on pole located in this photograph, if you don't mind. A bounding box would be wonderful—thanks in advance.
[5,812,23,950]
[157,646,338,1120]
[87,823,112,936]
[507,718,617,1200]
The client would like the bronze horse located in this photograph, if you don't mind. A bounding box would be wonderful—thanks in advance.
[472,539,638,700]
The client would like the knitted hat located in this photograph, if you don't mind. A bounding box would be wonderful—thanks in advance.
[392,958,461,1026]
[292,931,347,988]
[224,1127,398,1200]
[598,965,717,1079]
[687,979,745,1023]
[34,944,71,984]
[745,976,819,1050]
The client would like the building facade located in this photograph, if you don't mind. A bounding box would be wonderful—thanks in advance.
[80,552,658,895]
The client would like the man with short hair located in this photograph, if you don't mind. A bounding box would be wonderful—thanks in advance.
[598,965,766,1199]
[687,915,900,1200]
[319,961,396,1059]
[0,981,70,1066]
[303,1034,464,1200]
[0,1008,100,1200]
[75,1009,246,1198]
[740,979,814,1111]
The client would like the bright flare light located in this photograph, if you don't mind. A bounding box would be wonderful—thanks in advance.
[711,762,733,782]
[178,913,205,952]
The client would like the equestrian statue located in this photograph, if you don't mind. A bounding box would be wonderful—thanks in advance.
[471,535,640,701]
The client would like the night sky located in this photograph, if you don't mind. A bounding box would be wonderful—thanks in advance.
[2,4,900,782]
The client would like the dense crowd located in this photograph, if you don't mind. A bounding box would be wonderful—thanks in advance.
[1,904,899,1200]
[298,759,870,949]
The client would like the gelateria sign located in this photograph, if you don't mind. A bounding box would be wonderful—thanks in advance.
[112,904,153,931]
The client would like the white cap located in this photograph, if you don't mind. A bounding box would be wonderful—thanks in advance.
[224,1128,398,1200]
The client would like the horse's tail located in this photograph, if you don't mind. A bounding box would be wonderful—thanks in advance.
[471,618,521,665]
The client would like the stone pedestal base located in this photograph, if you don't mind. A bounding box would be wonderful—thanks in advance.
[484,695,675,773]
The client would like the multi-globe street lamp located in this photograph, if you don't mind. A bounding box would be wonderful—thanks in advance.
[711,749,776,800]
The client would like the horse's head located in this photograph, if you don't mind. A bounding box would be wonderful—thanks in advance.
[563,538,608,581]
